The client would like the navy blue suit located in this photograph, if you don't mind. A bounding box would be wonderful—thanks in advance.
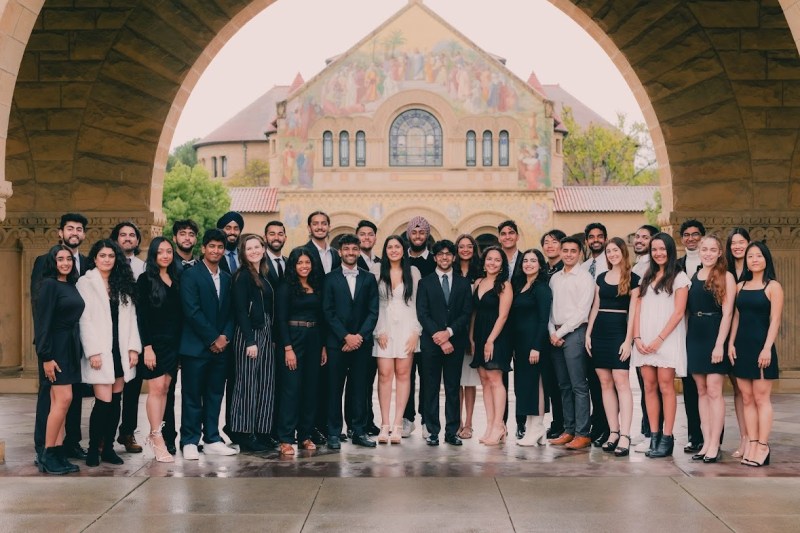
[322,267,378,437]
[179,261,234,446]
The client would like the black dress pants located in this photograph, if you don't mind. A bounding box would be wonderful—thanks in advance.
[327,345,371,437]
[34,379,83,449]
[180,353,227,446]
[421,350,463,437]
[540,346,563,430]
[402,355,424,422]
[587,355,608,434]
[276,326,322,443]
[682,375,702,443]
[118,373,142,437]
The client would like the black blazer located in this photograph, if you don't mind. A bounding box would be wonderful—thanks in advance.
[266,254,287,288]
[305,240,341,273]
[357,254,381,271]
[322,267,378,349]
[416,271,473,355]
[676,255,701,275]
[232,271,275,347]
[179,261,234,358]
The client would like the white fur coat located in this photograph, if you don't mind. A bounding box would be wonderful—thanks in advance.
[77,268,141,384]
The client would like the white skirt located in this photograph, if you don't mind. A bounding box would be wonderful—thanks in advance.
[460,353,481,386]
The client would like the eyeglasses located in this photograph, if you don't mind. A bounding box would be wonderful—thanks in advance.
[435,251,453,257]
[682,232,702,239]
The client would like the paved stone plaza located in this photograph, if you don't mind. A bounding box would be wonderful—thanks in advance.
[1,391,798,532]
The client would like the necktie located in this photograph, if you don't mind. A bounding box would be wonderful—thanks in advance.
[276,258,284,278]
[442,274,450,304]
[228,251,237,272]
[589,258,596,279]
[127,257,132,265]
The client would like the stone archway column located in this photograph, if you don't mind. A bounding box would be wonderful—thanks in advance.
[0,210,162,384]
[667,210,800,382]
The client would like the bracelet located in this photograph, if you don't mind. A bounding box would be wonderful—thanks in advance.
[657,335,665,341]
[633,336,641,340]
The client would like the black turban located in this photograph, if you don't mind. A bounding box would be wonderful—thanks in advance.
[216,211,244,230]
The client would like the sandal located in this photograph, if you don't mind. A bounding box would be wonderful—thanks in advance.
[602,431,620,453]
[390,425,402,444]
[377,425,390,444]
[458,426,473,439]
[145,424,174,463]
[614,435,631,457]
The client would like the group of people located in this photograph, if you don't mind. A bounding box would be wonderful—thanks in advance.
[31,210,782,475]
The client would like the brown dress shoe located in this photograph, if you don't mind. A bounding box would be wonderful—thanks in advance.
[548,433,574,445]
[279,443,295,455]
[117,434,143,453]
[300,439,317,451]
[565,436,592,450]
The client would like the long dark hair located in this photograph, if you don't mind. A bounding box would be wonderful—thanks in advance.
[379,235,414,304]
[87,239,136,305]
[144,236,179,307]
[285,246,323,296]
[742,241,777,284]
[640,232,679,296]
[234,234,269,288]
[511,248,548,293]
[455,234,482,283]
[480,245,509,296]
[41,244,79,285]
[725,227,750,281]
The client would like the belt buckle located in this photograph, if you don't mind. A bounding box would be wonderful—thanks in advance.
[696,311,705,317]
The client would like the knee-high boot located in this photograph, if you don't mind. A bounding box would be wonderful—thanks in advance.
[102,392,124,464]
[86,399,109,467]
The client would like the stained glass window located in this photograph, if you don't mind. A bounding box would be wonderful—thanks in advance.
[323,131,333,167]
[482,130,493,166]
[356,131,366,166]
[499,130,509,167]
[389,109,442,166]
[466,130,476,167]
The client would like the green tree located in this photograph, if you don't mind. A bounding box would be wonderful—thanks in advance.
[645,189,662,226]
[161,163,230,242]
[562,107,657,186]
[226,159,270,187]
[167,138,200,172]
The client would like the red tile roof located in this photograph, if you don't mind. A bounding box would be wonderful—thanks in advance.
[229,187,279,213]
[553,186,659,213]
[194,86,290,147]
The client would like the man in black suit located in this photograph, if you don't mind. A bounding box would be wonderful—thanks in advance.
[322,234,379,449]
[264,220,287,287]
[677,219,706,454]
[540,228,566,439]
[31,212,89,462]
[217,211,244,275]
[417,240,473,446]
[179,229,238,459]
[306,210,341,274]
[356,219,381,273]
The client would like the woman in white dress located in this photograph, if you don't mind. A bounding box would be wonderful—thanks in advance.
[454,234,482,439]
[632,232,690,459]
[373,235,422,444]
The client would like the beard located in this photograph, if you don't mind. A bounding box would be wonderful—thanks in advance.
[409,241,427,253]
[267,241,284,253]
[225,239,238,251]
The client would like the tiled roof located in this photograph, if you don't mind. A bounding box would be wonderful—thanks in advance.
[229,187,279,213]
[553,186,659,213]
[194,86,290,147]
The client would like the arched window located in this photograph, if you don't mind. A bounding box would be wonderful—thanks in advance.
[221,156,228,177]
[389,109,442,166]
[466,130,476,167]
[482,130,493,166]
[499,130,509,166]
[355,131,366,166]
[339,131,350,167]
[211,156,218,178]
[323,131,333,167]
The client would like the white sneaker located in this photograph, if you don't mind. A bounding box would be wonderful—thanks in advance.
[422,425,430,439]
[183,444,200,460]
[401,418,415,438]
[634,437,651,453]
[203,441,238,456]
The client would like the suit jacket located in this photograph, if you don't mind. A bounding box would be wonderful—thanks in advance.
[266,254,288,288]
[306,239,341,274]
[218,249,240,276]
[357,254,381,272]
[676,255,701,275]
[322,267,379,350]
[416,271,473,355]
[179,261,234,358]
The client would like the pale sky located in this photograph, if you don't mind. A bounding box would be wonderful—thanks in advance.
[172,0,645,149]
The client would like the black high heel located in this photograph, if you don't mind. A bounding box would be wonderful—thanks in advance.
[614,435,631,457]
[747,442,771,467]
[741,439,759,465]
[703,450,722,463]
[691,453,705,461]
[602,431,620,452]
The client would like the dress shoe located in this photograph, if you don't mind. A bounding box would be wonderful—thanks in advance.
[300,439,317,451]
[683,440,703,454]
[649,433,674,458]
[239,434,270,452]
[100,448,124,465]
[592,429,611,448]
[691,453,705,461]
[565,436,592,450]
[53,446,80,473]
[310,429,327,445]
[703,451,722,464]
[327,436,341,450]
[346,428,354,440]
[34,446,43,466]
[256,433,278,449]
[548,433,575,446]
[117,434,143,453]
[426,434,440,446]
[515,426,526,440]
[444,434,462,446]
[279,443,295,455]
[86,447,101,467]
[366,423,380,437]
[351,434,377,448]
[546,426,564,440]
[62,442,88,460]
[166,442,177,456]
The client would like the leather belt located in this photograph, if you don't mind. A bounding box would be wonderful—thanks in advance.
[694,311,720,317]
[598,309,627,314]
[288,320,317,327]
[553,322,587,329]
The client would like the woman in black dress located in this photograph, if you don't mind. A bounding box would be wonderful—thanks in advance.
[729,241,783,467]
[510,249,551,446]
[469,246,512,446]
[230,234,276,452]
[34,245,85,474]
[78,239,140,467]
[136,237,181,463]
[585,237,639,456]
[725,227,751,458]
[275,246,327,455]
[454,234,482,440]
[687,235,735,463]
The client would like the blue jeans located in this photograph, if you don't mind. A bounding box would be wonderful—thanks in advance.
[551,325,591,437]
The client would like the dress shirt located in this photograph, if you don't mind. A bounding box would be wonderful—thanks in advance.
[581,254,608,280]
[506,250,519,280]
[408,248,430,260]
[128,255,146,280]
[683,249,701,275]
[548,266,595,339]
[434,267,455,338]
[226,249,239,272]
[267,250,284,277]
[313,242,333,273]
[73,253,81,274]
[203,260,221,298]
[360,251,381,277]
[632,254,650,278]
[342,265,358,298]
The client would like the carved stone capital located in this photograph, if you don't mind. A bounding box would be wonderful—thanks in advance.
[0,181,11,221]
[667,210,800,248]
